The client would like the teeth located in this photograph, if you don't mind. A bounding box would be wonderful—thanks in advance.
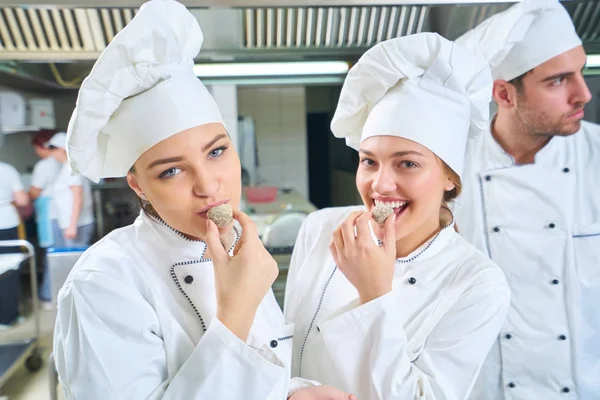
[374,199,408,209]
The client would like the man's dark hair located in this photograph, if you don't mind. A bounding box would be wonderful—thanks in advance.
[508,69,534,93]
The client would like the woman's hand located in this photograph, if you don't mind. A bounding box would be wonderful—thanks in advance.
[289,385,358,400]
[330,211,396,304]
[205,210,279,341]
[64,225,78,240]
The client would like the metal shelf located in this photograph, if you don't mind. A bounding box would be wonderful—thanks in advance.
[1,126,41,135]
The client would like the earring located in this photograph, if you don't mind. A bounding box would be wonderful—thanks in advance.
[140,193,147,200]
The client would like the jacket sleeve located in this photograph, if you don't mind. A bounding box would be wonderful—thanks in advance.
[317,271,510,400]
[54,268,286,400]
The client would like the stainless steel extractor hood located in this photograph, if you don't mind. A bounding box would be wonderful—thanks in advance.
[0,0,598,90]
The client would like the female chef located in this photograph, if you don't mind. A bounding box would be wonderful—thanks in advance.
[0,159,28,325]
[29,130,61,307]
[285,33,512,400]
[52,1,353,399]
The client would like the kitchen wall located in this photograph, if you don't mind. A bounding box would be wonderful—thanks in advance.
[237,86,309,198]
[0,132,37,173]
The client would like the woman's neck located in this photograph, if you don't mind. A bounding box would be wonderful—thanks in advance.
[395,213,444,258]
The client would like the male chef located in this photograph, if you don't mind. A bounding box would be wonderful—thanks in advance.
[454,0,600,398]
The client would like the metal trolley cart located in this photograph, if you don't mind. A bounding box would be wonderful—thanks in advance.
[0,240,43,389]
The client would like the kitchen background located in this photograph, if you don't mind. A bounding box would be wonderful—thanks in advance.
[1,0,600,398]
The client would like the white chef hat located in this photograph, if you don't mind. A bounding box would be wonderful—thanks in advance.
[456,0,581,82]
[66,0,223,183]
[48,132,67,149]
[330,32,492,178]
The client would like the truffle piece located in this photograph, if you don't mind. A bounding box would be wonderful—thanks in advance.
[207,204,233,227]
[372,204,394,224]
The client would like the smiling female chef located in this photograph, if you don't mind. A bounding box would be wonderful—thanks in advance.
[284,33,512,400]
[51,1,302,398]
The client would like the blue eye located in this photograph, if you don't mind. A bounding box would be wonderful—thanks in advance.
[360,158,376,167]
[158,167,181,179]
[209,146,227,159]
[400,161,418,168]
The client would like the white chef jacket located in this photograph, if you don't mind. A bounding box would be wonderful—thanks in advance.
[0,162,24,230]
[50,163,94,229]
[54,211,294,400]
[284,206,511,400]
[455,120,600,399]
[30,157,60,198]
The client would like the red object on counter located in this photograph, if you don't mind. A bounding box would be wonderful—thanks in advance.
[244,186,278,203]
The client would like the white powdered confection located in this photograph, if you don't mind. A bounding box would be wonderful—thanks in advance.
[372,204,394,225]
[207,204,233,227]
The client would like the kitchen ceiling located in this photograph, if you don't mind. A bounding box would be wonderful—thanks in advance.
[0,0,598,90]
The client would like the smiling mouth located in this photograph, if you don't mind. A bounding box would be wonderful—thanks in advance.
[373,199,410,215]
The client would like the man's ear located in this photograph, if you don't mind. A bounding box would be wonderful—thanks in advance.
[493,80,519,110]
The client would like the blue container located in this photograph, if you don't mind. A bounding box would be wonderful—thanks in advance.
[34,196,54,248]
[47,247,89,254]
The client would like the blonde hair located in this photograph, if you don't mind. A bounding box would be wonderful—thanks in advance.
[441,159,462,206]
[439,158,462,231]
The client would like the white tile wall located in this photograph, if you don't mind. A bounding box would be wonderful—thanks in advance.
[238,86,308,198]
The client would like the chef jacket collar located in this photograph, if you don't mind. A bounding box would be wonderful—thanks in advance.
[370,208,457,264]
[138,210,240,264]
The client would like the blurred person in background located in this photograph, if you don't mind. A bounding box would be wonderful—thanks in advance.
[39,132,94,309]
[47,132,95,249]
[29,129,61,202]
[29,130,62,307]
[0,156,29,325]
